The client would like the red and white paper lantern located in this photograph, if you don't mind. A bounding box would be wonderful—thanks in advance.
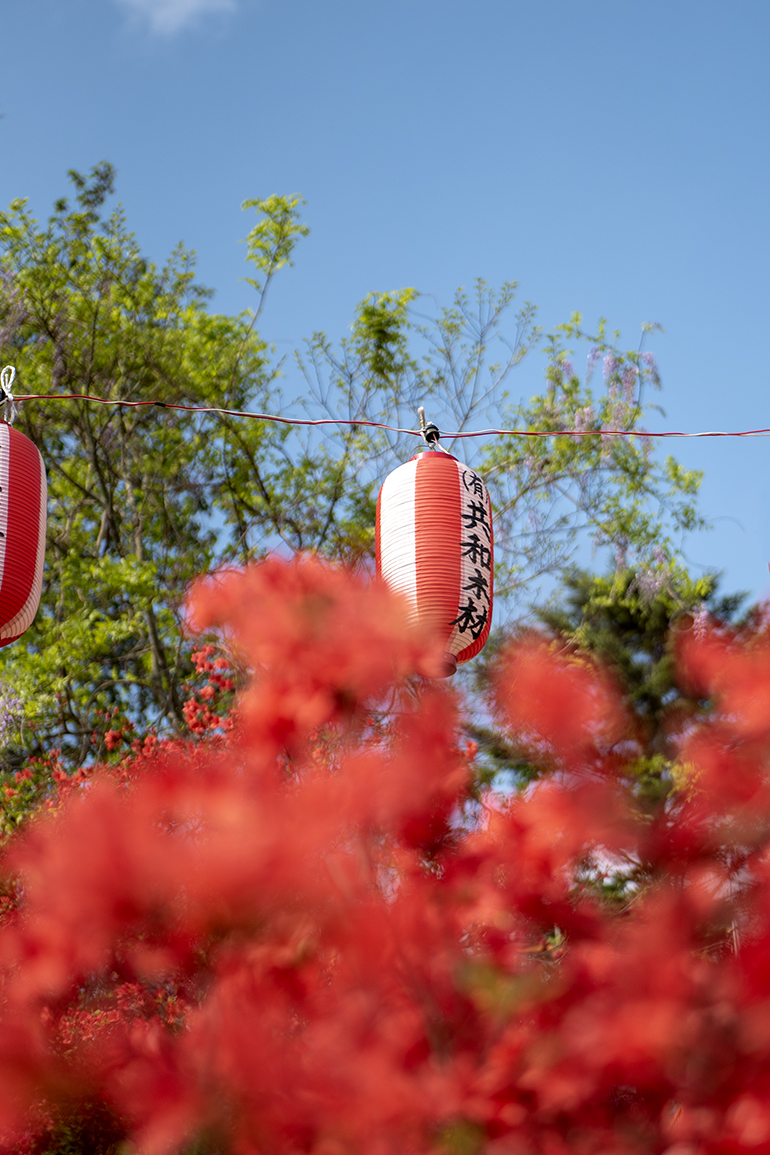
[376,450,493,676]
[0,423,47,648]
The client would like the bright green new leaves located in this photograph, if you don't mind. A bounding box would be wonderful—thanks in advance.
[0,166,293,764]
[241,194,309,309]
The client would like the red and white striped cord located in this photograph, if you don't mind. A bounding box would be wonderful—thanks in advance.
[2,369,770,441]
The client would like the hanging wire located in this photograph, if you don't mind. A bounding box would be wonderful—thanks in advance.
[3,373,770,440]
[446,425,770,440]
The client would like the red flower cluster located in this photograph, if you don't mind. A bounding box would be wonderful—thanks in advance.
[0,558,769,1154]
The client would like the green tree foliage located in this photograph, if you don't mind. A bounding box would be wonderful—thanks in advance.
[0,163,708,772]
[0,167,294,766]
[300,294,705,603]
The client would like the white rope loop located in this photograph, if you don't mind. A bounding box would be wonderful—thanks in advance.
[0,367,17,425]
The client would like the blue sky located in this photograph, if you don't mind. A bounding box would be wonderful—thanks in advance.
[3,0,770,604]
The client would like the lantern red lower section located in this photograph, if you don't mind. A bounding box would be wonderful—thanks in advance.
[0,424,47,648]
[376,451,493,675]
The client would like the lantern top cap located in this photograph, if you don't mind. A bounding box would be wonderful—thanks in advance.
[408,450,458,464]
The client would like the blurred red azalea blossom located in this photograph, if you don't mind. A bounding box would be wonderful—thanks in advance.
[0,559,770,1154]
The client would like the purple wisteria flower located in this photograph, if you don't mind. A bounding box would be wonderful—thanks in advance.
[603,354,619,380]
[691,604,710,638]
[586,347,601,383]
[622,366,638,403]
[0,684,23,750]
[629,547,670,604]
[641,351,661,389]
[575,405,595,431]
[0,289,31,351]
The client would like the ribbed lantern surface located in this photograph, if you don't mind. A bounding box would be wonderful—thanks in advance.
[376,451,493,675]
[0,423,47,647]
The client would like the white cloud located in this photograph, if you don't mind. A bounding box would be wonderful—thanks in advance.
[116,0,236,35]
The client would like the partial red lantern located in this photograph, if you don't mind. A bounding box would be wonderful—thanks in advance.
[376,448,493,676]
[0,422,47,647]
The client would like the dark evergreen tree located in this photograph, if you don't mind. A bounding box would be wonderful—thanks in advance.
[469,567,748,803]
